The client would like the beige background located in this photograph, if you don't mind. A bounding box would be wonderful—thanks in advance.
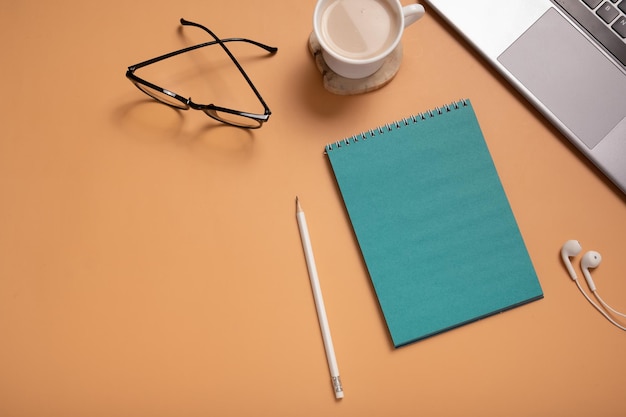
[1,1,625,416]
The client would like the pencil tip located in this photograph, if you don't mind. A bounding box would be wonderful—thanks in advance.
[296,196,302,212]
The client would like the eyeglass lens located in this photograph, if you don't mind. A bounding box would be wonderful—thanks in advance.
[205,109,262,128]
[133,82,188,109]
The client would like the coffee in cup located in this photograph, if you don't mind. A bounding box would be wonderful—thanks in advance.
[313,0,424,79]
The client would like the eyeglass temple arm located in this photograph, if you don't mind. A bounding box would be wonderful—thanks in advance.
[179,18,274,115]
[128,37,277,72]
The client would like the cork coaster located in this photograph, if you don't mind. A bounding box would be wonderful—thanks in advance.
[308,32,403,95]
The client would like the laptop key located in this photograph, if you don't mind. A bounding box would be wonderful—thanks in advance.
[555,0,626,66]
[582,0,603,7]
[613,16,626,38]
[597,2,620,22]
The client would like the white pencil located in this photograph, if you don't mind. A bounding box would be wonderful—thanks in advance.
[295,196,344,399]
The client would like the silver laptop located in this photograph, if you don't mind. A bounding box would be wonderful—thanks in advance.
[424,0,626,195]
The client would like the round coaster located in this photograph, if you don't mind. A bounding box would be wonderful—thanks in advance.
[308,32,403,95]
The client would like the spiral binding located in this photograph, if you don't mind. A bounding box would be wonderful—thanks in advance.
[324,99,469,153]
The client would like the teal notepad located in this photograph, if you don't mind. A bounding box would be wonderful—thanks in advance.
[326,99,543,348]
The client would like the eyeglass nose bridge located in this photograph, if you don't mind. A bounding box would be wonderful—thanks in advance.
[186,98,205,110]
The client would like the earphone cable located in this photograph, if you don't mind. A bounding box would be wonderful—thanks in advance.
[575,279,626,331]
[593,291,626,319]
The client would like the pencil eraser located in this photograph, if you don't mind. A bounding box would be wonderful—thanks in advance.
[335,390,344,399]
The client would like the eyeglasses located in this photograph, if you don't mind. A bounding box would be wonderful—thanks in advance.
[126,19,277,129]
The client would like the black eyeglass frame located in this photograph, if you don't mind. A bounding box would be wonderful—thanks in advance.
[126,18,278,128]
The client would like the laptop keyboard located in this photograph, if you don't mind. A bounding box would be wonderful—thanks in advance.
[554,0,626,66]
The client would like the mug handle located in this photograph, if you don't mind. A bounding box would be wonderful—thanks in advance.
[402,4,425,28]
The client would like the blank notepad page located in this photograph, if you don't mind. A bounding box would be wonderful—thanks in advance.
[326,100,543,348]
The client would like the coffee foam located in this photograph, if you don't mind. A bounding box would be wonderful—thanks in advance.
[320,0,400,60]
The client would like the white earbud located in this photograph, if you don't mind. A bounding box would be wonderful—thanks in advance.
[581,250,602,292]
[561,241,626,331]
[561,239,582,280]
[561,239,583,281]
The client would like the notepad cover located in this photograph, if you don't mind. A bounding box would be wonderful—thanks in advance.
[326,100,543,347]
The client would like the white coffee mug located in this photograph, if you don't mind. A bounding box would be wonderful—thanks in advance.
[313,0,424,79]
